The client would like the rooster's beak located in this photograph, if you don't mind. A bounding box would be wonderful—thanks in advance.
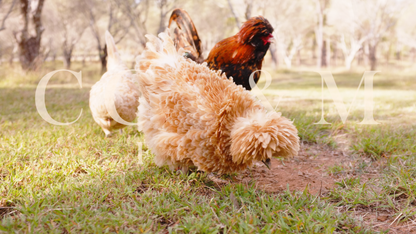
[268,34,275,43]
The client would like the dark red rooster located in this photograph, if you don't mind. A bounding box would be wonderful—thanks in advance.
[169,9,274,90]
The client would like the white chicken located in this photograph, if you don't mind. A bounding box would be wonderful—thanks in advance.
[89,31,140,137]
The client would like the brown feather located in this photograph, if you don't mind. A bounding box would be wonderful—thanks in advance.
[135,33,299,174]
[206,16,274,90]
[167,10,274,90]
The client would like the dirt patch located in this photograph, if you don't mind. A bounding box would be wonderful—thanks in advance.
[230,142,416,232]
[233,142,359,195]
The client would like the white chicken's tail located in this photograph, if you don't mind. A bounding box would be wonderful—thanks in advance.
[105,31,125,70]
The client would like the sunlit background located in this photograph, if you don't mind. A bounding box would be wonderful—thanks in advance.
[1,0,415,72]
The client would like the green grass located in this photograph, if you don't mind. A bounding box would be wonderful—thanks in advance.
[1,61,416,232]
[259,68,416,157]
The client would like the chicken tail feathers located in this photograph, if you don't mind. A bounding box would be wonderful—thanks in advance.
[105,31,123,70]
[168,8,203,63]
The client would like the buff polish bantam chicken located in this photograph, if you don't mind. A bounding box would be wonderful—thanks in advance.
[89,31,140,137]
[136,33,299,174]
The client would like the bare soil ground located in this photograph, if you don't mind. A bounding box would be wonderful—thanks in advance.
[234,142,358,195]
[230,142,416,233]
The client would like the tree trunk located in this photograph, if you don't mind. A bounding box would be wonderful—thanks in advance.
[52,51,56,62]
[244,0,253,20]
[157,0,167,34]
[9,45,16,66]
[315,32,322,69]
[321,40,327,67]
[395,42,401,61]
[63,56,71,69]
[357,49,362,66]
[17,36,41,70]
[386,42,392,62]
[269,45,278,68]
[82,50,87,67]
[0,44,2,65]
[9,53,14,66]
[63,49,72,69]
[15,0,46,70]
[42,47,50,62]
[63,39,76,69]
[368,42,377,70]
[314,0,328,69]
[363,43,369,67]
[312,37,316,60]
[321,38,331,67]
[297,49,302,66]
[345,54,354,70]
[326,37,331,67]
[227,0,241,29]
[283,53,292,69]
[100,44,107,73]
[0,0,17,31]
[284,59,292,69]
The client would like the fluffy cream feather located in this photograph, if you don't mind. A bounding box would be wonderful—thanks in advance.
[136,32,299,174]
[89,31,140,137]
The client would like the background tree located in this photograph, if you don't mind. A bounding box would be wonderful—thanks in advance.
[156,0,181,33]
[359,0,406,70]
[329,1,369,70]
[396,2,416,63]
[0,0,17,31]
[84,0,131,72]
[314,0,330,69]
[117,0,153,47]
[52,0,87,69]
[13,0,46,70]
[0,0,415,72]
[271,1,313,69]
